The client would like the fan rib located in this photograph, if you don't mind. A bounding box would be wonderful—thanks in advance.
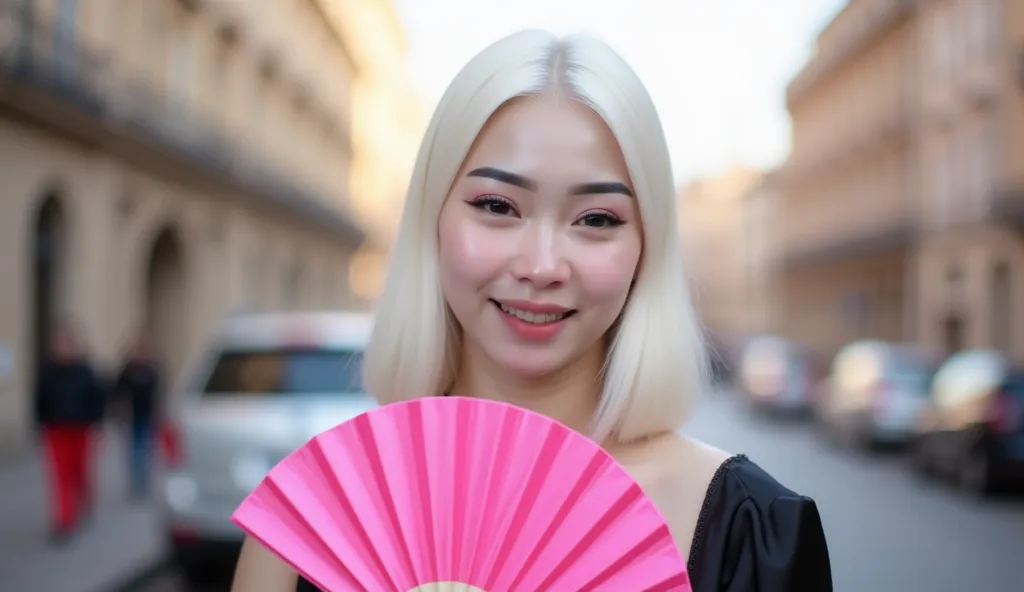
[481,423,569,590]
[533,483,646,590]
[308,437,400,591]
[407,401,441,581]
[240,527,333,591]
[577,524,677,591]
[262,477,362,588]
[353,414,420,588]
[463,405,522,580]
[449,398,471,580]
[504,449,608,591]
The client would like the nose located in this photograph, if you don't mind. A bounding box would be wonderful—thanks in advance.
[511,223,570,287]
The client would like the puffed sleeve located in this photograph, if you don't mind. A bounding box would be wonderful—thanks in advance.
[718,494,832,591]
[688,457,833,592]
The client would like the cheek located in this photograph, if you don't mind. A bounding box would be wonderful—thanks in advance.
[573,238,641,304]
[437,203,507,293]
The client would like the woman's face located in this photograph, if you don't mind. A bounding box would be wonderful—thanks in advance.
[438,95,643,379]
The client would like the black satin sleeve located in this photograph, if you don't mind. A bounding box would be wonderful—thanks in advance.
[687,455,833,592]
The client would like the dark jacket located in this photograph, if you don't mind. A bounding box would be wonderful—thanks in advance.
[115,361,161,423]
[35,360,107,426]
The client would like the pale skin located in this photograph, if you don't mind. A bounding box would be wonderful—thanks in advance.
[231,94,732,590]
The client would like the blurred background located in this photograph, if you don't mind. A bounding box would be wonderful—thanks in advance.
[1,0,1023,591]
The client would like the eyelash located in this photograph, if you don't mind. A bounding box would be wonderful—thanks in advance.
[466,195,625,228]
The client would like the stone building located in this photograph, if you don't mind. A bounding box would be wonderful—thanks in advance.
[0,0,422,453]
[781,0,917,357]
[780,0,1024,361]
[678,166,764,338]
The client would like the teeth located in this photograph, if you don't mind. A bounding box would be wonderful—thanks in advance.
[498,303,569,324]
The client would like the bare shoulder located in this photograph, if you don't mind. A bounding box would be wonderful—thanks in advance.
[610,433,734,561]
[231,536,298,592]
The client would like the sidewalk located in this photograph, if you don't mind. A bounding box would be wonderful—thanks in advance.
[0,427,169,592]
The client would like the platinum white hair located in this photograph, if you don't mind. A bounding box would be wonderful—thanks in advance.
[362,30,707,443]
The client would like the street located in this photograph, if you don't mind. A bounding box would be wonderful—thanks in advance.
[0,427,167,592]
[686,391,1024,592]
[135,389,1024,591]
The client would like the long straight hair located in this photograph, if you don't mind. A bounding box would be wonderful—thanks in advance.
[362,30,707,443]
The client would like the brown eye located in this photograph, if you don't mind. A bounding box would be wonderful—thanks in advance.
[483,201,513,216]
[576,212,624,228]
[467,196,518,217]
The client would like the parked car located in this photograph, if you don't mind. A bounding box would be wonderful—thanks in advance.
[161,310,377,585]
[818,340,937,450]
[912,349,1024,496]
[736,335,822,415]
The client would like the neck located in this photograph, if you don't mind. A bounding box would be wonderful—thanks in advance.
[449,342,604,437]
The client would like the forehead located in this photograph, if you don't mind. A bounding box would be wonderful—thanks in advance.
[462,95,630,183]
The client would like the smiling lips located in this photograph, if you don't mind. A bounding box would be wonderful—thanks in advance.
[497,302,570,324]
[491,299,575,341]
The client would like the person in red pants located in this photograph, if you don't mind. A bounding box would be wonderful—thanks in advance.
[34,324,107,544]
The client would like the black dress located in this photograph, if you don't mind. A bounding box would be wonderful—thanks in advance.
[686,454,833,591]
[298,453,832,591]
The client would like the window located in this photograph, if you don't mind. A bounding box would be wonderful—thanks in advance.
[970,121,993,208]
[211,39,232,123]
[203,349,365,396]
[991,262,1010,351]
[249,75,267,150]
[981,119,997,209]
[1001,375,1024,404]
[167,14,194,124]
[946,266,965,299]
[886,365,934,397]
[954,127,971,212]
[144,4,167,91]
[939,134,955,221]
[54,0,78,79]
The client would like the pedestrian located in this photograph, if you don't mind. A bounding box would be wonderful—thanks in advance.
[34,323,107,544]
[113,330,163,499]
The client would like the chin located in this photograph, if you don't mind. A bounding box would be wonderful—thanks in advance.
[489,345,573,379]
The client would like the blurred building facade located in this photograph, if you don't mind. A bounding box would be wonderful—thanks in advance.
[0,0,420,453]
[332,0,427,302]
[780,0,1024,362]
[781,0,917,357]
[913,0,1024,360]
[678,166,764,338]
[740,171,784,336]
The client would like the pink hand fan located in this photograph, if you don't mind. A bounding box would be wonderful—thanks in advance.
[231,396,691,591]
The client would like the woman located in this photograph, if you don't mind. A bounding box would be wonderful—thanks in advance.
[233,30,832,591]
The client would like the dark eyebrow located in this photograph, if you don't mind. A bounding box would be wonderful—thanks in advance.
[466,167,633,198]
[570,182,634,198]
[466,167,537,191]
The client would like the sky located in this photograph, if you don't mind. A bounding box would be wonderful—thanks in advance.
[392,0,847,184]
